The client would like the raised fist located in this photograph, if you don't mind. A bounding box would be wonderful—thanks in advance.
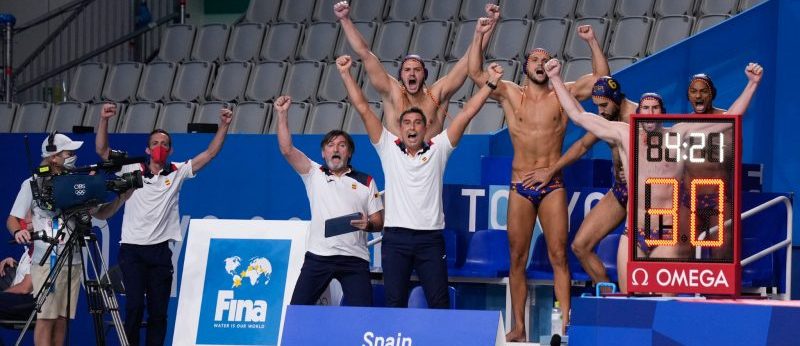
[336,55,353,72]
[577,24,594,41]
[487,62,504,81]
[219,106,233,125]
[333,1,350,20]
[485,3,500,21]
[745,62,763,84]
[476,17,493,34]
[275,95,292,113]
[101,103,116,119]
[544,59,561,78]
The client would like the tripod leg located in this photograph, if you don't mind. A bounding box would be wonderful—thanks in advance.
[84,233,129,346]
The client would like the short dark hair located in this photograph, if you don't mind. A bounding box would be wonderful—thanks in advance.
[149,129,172,147]
[320,130,355,163]
[399,107,427,126]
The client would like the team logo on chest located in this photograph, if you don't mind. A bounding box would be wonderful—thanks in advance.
[164,178,172,186]
[351,183,357,190]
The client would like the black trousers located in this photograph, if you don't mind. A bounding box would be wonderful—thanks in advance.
[119,242,173,346]
[381,227,449,308]
[290,252,372,306]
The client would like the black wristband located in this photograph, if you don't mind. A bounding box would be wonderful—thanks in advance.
[486,80,497,90]
[366,220,373,231]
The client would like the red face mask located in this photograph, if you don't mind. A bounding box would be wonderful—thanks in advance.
[150,145,169,164]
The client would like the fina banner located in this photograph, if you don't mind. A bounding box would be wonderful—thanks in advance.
[173,219,308,346]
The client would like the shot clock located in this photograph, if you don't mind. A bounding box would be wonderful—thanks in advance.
[628,115,741,295]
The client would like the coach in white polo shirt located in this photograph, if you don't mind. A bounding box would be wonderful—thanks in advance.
[95,103,233,346]
[274,95,384,306]
[337,54,504,307]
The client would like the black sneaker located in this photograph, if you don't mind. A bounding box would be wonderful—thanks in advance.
[550,334,562,346]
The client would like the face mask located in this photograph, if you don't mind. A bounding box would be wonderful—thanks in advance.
[63,155,77,170]
[150,146,169,164]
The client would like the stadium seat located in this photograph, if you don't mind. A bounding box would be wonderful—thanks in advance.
[465,101,504,134]
[298,21,340,61]
[575,0,616,18]
[564,17,611,59]
[653,0,696,17]
[156,24,195,62]
[209,61,252,102]
[47,102,86,132]
[448,230,510,278]
[194,102,230,124]
[408,20,452,61]
[117,102,160,133]
[232,101,271,134]
[342,101,382,134]
[334,21,378,60]
[0,102,16,132]
[697,0,738,15]
[739,0,766,12]
[260,22,302,62]
[350,0,386,22]
[102,62,143,102]
[363,60,400,102]
[615,0,655,17]
[69,62,107,103]
[386,0,424,21]
[693,14,730,34]
[12,102,51,133]
[423,0,461,21]
[459,0,487,20]
[441,60,474,102]
[373,20,414,61]
[607,16,653,58]
[304,101,348,134]
[313,0,343,22]
[487,19,531,60]
[171,61,215,102]
[191,23,230,62]
[526,18,572,58]
[225,23,266,62]
[596,234,620,282]
[537,0,577,18]
[447,20,477,60]
[282,60,324,102]
[136,61,177,102]
[268,101,309,134]
[244,0,280,23]
[83,102,122,133]
[156,101,196,133]
[563,58,592,83]
[407,286,457,309]
[608,56,638,72]
[647,15,695,55]
[318,61,361,102]
[245,61,287,102]
[499,0,536,19]
[278,0,315,23]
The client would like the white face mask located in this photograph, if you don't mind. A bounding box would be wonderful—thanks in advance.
[63,155,77,170]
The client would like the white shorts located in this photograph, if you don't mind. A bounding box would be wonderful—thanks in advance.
[30,263,81,319]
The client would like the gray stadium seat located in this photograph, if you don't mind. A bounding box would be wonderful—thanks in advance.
[499,0,536,19]
[282,60,324,102]
[69,62,107,103]
[195,102,230,124]
[459,0,487,20]
[447,20,477,60]
[564,17,610,59]
[563,58,592,82]
[260,22,303,62]
[268,101,309,134]
[0,102,16,132]
[739,0,766,12]
[12,102,51,133]
[191,23,230,62]
[156,24,195,62]
[575,0,616,18]
[313,0,342,22]
[156,101,196,133]
[210,61,252,102]
[232,102,270,134]
[423,0,462,21]
[318,61,361,102]
[698,0,738,15]
[607,17,653,58]
[226,23,266,62]
[537,0,577,18]
[47,102,86,132]
[654,0,696,17]
[83,103,122,133]
[615,0,654,17]
[693,14,730,34]
[298,22,339,61]
[487,19,532,60]
[278,0,315,22]
[350,0,386,22]
[526,18,572,58]
[423,59,442,86]
[442,59,473,102]
[373,20,414,61]
[245,61,287,102]
[363,60,400,102]
[244,0,280,23]
[136,61,177,102]
[386,0,425,20]
[304,101,348,134]
[343,101,382,134]
[117,102,160,133]
[408,20,452,60]
[608,56,638,72]
[334,21,378,60]
[647,15,695,55]
[102,62,143,102]
[466,101,504,134]
[171,61,215,102]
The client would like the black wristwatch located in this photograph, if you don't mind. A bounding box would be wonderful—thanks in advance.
[486,80,498,90]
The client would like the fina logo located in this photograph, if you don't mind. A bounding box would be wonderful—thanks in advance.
[73,183,87,196]
[214,256,273,323]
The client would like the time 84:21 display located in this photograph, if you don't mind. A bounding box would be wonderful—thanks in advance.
[628,115,741,295]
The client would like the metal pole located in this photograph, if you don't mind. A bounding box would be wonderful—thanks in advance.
[0,14,16,102]
[180,0,186,24]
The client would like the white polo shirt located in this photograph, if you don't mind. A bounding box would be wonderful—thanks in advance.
[373,127,454,230]
[118,161,195,245]
[300,161,383,262]
[12,249,32,286]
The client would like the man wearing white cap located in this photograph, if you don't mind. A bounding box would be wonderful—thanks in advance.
[7,132,128,346]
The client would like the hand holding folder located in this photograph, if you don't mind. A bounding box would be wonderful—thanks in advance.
[324,212,364,238]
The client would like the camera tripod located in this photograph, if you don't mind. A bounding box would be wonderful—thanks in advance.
[15,208,128,346]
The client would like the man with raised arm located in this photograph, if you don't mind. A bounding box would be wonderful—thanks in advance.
[467,14,609,342]
[334,1,499,142]
[273,95,384,307]
[336,54,503,308]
